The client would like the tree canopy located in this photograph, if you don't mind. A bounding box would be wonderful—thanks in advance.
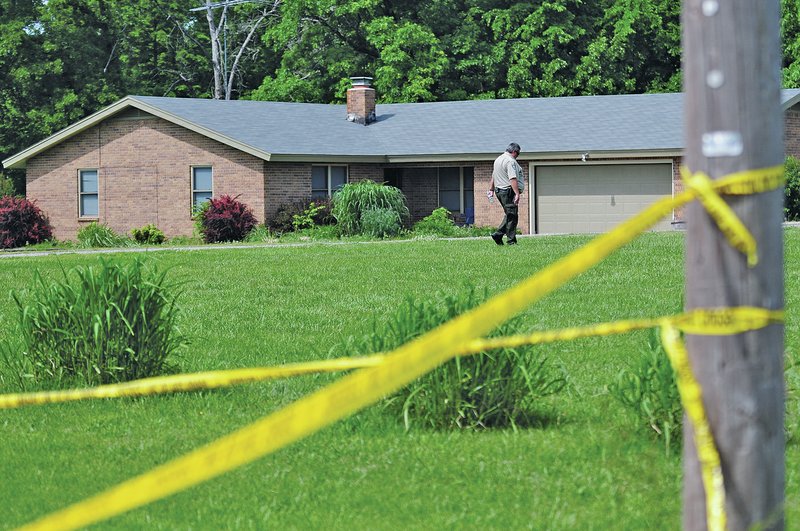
[1,0,798,188]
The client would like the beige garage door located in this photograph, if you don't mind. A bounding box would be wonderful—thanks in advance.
[535,163,673,234]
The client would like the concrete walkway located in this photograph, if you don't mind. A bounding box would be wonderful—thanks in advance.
[2,222,798,260]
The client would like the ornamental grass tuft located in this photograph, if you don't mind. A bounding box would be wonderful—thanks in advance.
[332,181,409,236]
[4,258,186,388]
[77,222,131,248]
[341,286,567,430]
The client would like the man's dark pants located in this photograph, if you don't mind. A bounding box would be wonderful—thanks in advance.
[495,187,518,243]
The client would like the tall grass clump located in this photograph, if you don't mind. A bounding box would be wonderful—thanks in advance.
[332,180,409,236]
[339,287,566,430]
[607,330,682,454]
[4,258,186,388]
[77,222,130,248]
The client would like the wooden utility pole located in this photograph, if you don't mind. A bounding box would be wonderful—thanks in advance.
[683,0,785,529]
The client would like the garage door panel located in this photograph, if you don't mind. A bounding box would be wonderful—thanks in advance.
[536,163,673,234]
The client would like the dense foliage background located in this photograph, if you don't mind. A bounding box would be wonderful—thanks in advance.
[1,0,799,185]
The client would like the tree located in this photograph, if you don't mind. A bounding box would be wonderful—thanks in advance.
[197,0,282,100]
[575,0,681,94]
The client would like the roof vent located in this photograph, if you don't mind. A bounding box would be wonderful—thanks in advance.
[347,76,376,125]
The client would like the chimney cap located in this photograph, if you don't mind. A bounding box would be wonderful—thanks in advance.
[350,76,373,88]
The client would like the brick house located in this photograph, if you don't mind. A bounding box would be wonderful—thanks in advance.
[4,79,800,241]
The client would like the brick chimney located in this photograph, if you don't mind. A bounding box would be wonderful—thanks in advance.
[346,76,376,125]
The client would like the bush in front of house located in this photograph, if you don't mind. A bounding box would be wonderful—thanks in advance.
[269,197,334,234]
[332,180,409,236]
[197,195,257,243]
[77,222,130,248]
[131,224,166,245]
[0,196,53,249]
[786,156,800,221]
[6,258,186,387]
[412,207,457,237]
[360,207,403,238]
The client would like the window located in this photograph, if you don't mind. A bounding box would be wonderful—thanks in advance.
[312,166,347,199]
[438,167,474,213]
[79,169,98,217]
[192,167,213,211]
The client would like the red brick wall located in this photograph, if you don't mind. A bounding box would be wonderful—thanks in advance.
[264,162,311,219]
[27,115,266,241]
[785,105,800,159]
[348,164,383,183]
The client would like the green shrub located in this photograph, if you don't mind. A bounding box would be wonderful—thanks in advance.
[270,198,334,234]
[77,222,130,248]
[786,156,800,221]
[340,287,566,430]
[332,181,409,236]
[360,207,403,238]
[193,200,212,236]
[413,207,457,237]
[4,259,186,388]
[292,201,326,231]
[0,176,16,197]
[607,330,682,454]
[130,224,166,245]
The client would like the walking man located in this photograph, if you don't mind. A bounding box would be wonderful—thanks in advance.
[488,142,524,245]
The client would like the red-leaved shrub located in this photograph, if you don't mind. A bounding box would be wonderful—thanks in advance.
[0,196,53,248]
[198,195,257,243]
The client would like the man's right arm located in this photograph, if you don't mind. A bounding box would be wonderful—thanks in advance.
[506,159,521,204]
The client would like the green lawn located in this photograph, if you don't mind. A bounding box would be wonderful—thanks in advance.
[0,230,797,529]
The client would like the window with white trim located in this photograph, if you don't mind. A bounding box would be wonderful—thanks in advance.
[79,169,98,217]
[311,165,347,199]
[192,166,213,211]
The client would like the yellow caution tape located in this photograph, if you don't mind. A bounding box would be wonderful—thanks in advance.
[15,166,784,531]
[0,307,782,410]
[0,356,384,409]
[713,164,785,195]
[660,325,726,531]
[682,168,758,266]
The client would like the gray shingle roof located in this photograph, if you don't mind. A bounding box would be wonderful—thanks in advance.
[5,89,800,169]
[131,89,800,159]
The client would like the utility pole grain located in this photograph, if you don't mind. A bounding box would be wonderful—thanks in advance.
[683,0,785,529]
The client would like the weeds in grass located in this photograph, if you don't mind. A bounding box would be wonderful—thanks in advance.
[243,224,276,243]
[608,329,682,454]
[338,286,566,430]
[2,258,186,388]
